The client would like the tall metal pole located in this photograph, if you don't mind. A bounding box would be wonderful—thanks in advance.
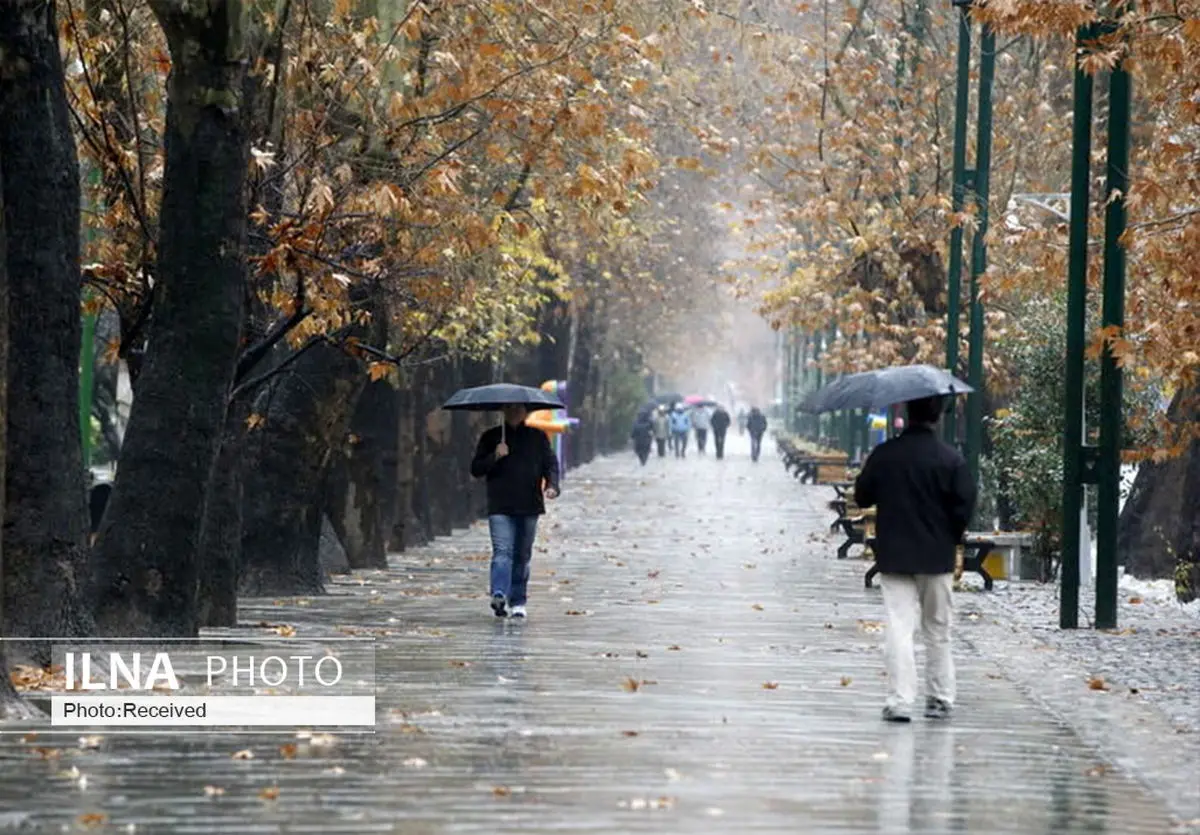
[965,22,995,491]
[945,3,971,447]
[1096,33,1132,631]
[1059,24,1096,630]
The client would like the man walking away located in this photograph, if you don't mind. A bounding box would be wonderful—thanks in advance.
[470,404,560,619]
[746,407,767,462]
[737,408,748,436]
[652,406,670,458]
[669,406,691,458]
[710,405,731,460]
[692,405,712,454]
[631,416,653,465]
[853,395,976,723]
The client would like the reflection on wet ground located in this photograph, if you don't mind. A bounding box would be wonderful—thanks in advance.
[0,436,1189,833]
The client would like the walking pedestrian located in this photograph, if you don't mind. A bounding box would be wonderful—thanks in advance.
[853,395,976,723]
[470,404,561,619]
[746,407,767,462]
[669,405,691,458]
[631,416,653,465]
[692,405,711,454]
[651,406,670,458]
[710,405,731,459]
[737,408,748,436]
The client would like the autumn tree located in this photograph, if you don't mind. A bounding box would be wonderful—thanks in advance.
[0,0,93,652]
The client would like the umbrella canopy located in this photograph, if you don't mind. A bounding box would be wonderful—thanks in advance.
[685,398,720,409]
[442,383,565,412]
[799,364,972,414]
[652,392,684,406]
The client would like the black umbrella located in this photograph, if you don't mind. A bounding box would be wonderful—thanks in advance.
[798,364,973,413]
[652,392,683,406]
[442,383,566,442]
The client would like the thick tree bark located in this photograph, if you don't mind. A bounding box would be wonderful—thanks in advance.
[239,340,367,596]
[389,374,423,550]
[1119,383,1200,602]
[93,1,252,636]
[0,0,94,652]
[0,152,40,719]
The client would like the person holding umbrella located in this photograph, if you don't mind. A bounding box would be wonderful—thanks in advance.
[447,384,562,619]
[853,393,976,723]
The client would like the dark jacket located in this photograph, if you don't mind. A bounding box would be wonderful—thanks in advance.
[631,420,653,446]
[854,425,976,575]
[470,423,560,517]
[710,408,731,434]
[747,410,767,437]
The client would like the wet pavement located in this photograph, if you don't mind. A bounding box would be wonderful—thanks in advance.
[0,434,1196,833]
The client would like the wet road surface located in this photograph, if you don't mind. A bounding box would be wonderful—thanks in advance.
[0,434,1192,833]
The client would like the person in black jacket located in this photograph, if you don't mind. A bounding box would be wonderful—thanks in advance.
[470,405,560,619]
[746,407,768,461]
[854,395,976,723]
[630,417,653,465]
[710,406,732,460]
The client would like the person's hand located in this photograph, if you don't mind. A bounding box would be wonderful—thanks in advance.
[544,485,560,500]
[495,442,509,459]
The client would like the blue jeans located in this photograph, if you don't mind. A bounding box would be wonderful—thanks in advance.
[488,514,539,606]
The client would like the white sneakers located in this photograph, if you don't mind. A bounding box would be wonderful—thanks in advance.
[509,605,527,619]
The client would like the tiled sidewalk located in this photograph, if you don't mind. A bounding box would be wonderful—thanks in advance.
[0,435,1192,833]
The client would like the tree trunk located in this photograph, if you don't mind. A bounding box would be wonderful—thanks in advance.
[92,1,252,637]
[0,148,40,719]
[389,374,422,550]
[0,0,94,653]
[327,375,398,570]
[1118,383,1200,602]
[195,396,248,627]
[239,340,366,596]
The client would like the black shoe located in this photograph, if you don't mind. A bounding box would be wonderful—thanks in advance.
[881,706,912,723]
[491,594,508,618]
[925,698,952,720]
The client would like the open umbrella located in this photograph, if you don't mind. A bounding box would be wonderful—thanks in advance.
[653,392,684,406]
[442,383,566,442]
[798,364,972,414]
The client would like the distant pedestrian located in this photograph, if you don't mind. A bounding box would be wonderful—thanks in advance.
[470,404,560,619]
[737,408,748,436]
[669,406,691,458]
[710,405,731,459]
[853,395,976,723]
[746,407,767,462]
[691,405,712,454]
[651,407,670,457]
[631,417,653,465]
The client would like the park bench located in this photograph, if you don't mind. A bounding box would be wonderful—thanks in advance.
[862,533,1033,590]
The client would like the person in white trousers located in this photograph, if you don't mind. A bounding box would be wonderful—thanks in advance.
[853,395,976,722]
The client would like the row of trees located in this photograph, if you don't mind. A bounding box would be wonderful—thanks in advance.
[660,0,1196,598]
[0,0,740,713]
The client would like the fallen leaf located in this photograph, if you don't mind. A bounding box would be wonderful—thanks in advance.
[492,785,511,797]
[449,660,471,667]
[77,813,107,828]
[306,733,336,747]
[636,650,649,658]
[77,736,103,749]
[274,624,296,638]
[856,619,884,633]
[621,677,641,692]
[204,785,225,797]
[1088,677,1109,691]
[279,744,298,759]
[621,730,639,737]
[1127,596,1143,604]
[21,732,38,743]
[840,676,852,687]
[232,749,255,760]
[751,604,764,611]
[667,645,682,651]
[565,610,591,616]
[32,748,61,759]
[762,681,779,690]
[259,786,280,801]
[1084,764,1111,777]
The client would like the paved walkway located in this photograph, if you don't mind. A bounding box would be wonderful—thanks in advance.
[0,434,1195,833]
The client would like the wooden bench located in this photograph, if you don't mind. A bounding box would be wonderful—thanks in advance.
[863,535,1026,590]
